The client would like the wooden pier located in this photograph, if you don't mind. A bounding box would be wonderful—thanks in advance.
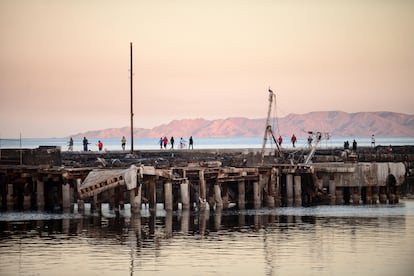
[1,146,410,213]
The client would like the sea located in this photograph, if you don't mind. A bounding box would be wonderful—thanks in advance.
[1,136,414,151]
[1,136,414,276]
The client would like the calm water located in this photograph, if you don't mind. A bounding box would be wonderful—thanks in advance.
[1,136,414,151]
[1,201,414,276]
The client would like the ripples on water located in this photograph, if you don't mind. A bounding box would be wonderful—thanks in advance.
[1,201,414,276]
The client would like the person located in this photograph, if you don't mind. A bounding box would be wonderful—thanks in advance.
[277,135,283,146]
[83,137,89,151]
[291,134,297,148]
[121,136,126,150]
[180,137,185,149]
[352,139,357,152]
[371,134,375,147]
[98,140,103,151]
[68,137,73,151]
[159,137,163,149]
[163,136,168,149]
[170,136,175,149]
[344,141,349,150]
[189,136,194,149]
[307,135,313,147]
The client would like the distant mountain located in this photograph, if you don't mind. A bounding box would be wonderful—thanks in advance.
[70,111,414,138]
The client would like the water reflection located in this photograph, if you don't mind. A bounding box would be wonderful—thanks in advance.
[1,202,414,276]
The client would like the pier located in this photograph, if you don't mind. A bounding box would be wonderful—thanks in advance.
[0,146,413,213]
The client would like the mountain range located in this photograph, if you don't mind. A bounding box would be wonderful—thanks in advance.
[71,111,414,138]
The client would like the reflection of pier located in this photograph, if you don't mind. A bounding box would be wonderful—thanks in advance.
[0,159,406,212]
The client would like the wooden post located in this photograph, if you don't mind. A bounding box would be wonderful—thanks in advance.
[335,187,344,205]
[214,184,223,209]
[181,209,190,233]
[149,177,156,211]
[164,181,173,211]
[265,172,274,208]
[365,186,373,204]
[238,180,245,210]
[286,174,294,207]
[130,183,141,213]
[23,182,31,210]
[180,179,190,210]
[199,170,206,210]
[352,187,360,205]
[165,211,173,238]
[253,181,260,209]
[294,175,302,207]
[37,178,45,211]
[7,183,13,210]
[76,178,84,213]
[372,186,379,204]
[329,178,336,205]
[91,194,100,214]
[221,183,229,209]
[273,169,280,207]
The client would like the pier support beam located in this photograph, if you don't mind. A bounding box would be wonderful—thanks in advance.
[253,181,261,209]
[265,173,274,208]
[329,178,336,205]
[273,168,280,207]
[238,180,245,210]
[130,183,141,213]
[76,178,84,213]
[62,183,71,212]
[149,177,156,211]
[294,175,302,207]
[214,184,223,209]
[379,186,387,204]
[198,170,206,210]
[23,182,31,210]
[7,184,14,210]
[37,179,45,211]
[286,174,294,207]
[164,181,173,211]
[335,187,344,205]
[181,180,190,210]
[352,187,360,205]
[372,186,379,204]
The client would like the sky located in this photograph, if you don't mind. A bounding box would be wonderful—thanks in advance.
[1,0,413,138]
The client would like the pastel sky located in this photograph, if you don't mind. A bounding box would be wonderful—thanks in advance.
[1,0,413,138]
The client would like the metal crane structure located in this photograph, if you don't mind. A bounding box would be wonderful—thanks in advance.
[303,131,331,164]
[260,88,282,164]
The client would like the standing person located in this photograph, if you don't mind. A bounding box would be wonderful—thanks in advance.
[180,137,185,149]
[352,139,357,152]
[83,137,89,151]
[189,136,194,149]
[277,135,283,146]
[121,136,126,150]
[170,136,175,149]
[163,136,168,149]
[291,134,297,148]
[307,135,313,147]
[371,134,375,147]
[159,137,163,149]
[98,140,103,151]
[68,137,74,151]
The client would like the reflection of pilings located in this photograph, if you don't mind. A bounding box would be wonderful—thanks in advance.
[265,172,274,208]
[329,178,336,205]
[165,211,173,238]
[214,207,222,231]
[181,209,190,233]
[199,209,207,237]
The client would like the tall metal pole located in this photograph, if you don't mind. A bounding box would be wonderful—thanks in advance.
[130,42,134,153]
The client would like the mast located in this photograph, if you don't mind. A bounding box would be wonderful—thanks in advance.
[130,42,134,153]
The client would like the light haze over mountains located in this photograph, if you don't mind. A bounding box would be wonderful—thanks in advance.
[71,111,414,138]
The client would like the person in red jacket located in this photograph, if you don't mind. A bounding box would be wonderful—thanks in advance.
[98,140,103,151]
[277,135,283,146]
[291,134,297,148]
[163,136,168,149]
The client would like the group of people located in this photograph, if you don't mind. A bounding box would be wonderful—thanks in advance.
[276,134,298,147]
[67,137,104,152]
[159,136,194,150]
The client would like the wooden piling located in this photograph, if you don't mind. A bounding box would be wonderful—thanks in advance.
[76,178,84,213]
[214,184,223,209]
[253,181,260,209]
[62,182,71,211]
[164,181,173,211]
[286,174,294,207]
[238,180,245,210]
[37,178,45,211]
[329,178,336,205]
[352,187,360,205]
[7,183,13,210]
[149,177,156,211]
[272,168,280,207]
[265,172,274,208]
[198,170,206,210]
[180,179,190,210]
[294,175,302,207]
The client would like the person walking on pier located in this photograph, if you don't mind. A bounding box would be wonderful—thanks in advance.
[291,134,297,148]
[352,139,357,152]
[163,136,168,149]
[83,137,89,151]
[180,137,186,149]
[121,136,126,150]
[371,134,375,147]
[159,137,163,149]
[68,137,73,151]
[170,136,175,149]
[189,136,194,149]
[277,135,283,146]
